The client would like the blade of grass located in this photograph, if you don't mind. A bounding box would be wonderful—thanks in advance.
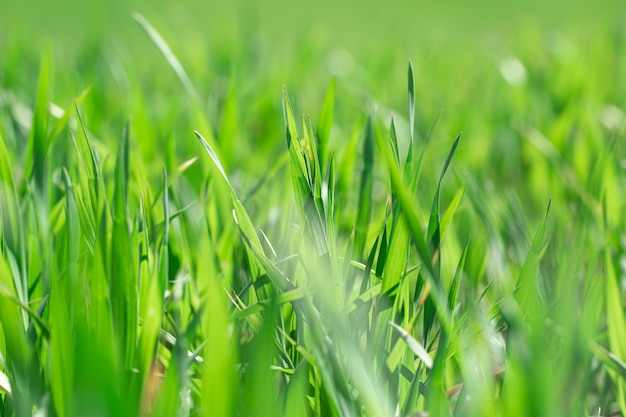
[603,194,626,414]
[407,60,415,163]
[26,48,50,191]
[133,13,199,104]
[389,321,433,369]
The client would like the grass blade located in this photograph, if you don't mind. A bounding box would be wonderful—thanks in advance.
[317,78,335,171]
[407,60,415,163]
[110,122,138,369]
[26,48,50,190]
[133,13,199,104]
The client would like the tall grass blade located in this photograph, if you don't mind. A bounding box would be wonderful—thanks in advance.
[26,48,50,191]
[317,78,335,171]
[353,116,374,260]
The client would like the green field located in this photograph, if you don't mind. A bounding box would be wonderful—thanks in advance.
[1,1,626,416]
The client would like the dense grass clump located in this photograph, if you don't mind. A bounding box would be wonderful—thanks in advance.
[1,12,626,417]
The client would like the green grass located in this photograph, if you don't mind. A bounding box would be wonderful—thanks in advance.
[1,7,626,417]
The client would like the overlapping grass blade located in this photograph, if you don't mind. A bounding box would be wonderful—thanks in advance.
[282,87,328,257]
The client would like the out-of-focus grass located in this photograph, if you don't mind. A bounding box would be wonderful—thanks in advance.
[1,3,626,417]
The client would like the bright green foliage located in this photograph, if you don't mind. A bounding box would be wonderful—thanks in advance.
[1,10,626,417]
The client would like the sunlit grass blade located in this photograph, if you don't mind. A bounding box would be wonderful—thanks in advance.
[0,370,10,395]
[282,87,328,257]
[389,321,433,369]
[590,341,626,381]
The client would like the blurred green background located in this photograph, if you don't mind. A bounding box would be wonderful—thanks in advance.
[1,0,624,217]
[2,0,625,49]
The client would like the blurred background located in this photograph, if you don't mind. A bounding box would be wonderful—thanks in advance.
[2,0,625,50]
[1,0,625,219]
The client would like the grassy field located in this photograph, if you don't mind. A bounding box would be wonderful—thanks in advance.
[1,2,626,416]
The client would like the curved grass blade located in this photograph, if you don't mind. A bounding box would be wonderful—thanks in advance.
[133,13,199,104]
[427,132,462,249]
[48,86,92,146]
[590,341,626,381]
[389,321,433,369]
